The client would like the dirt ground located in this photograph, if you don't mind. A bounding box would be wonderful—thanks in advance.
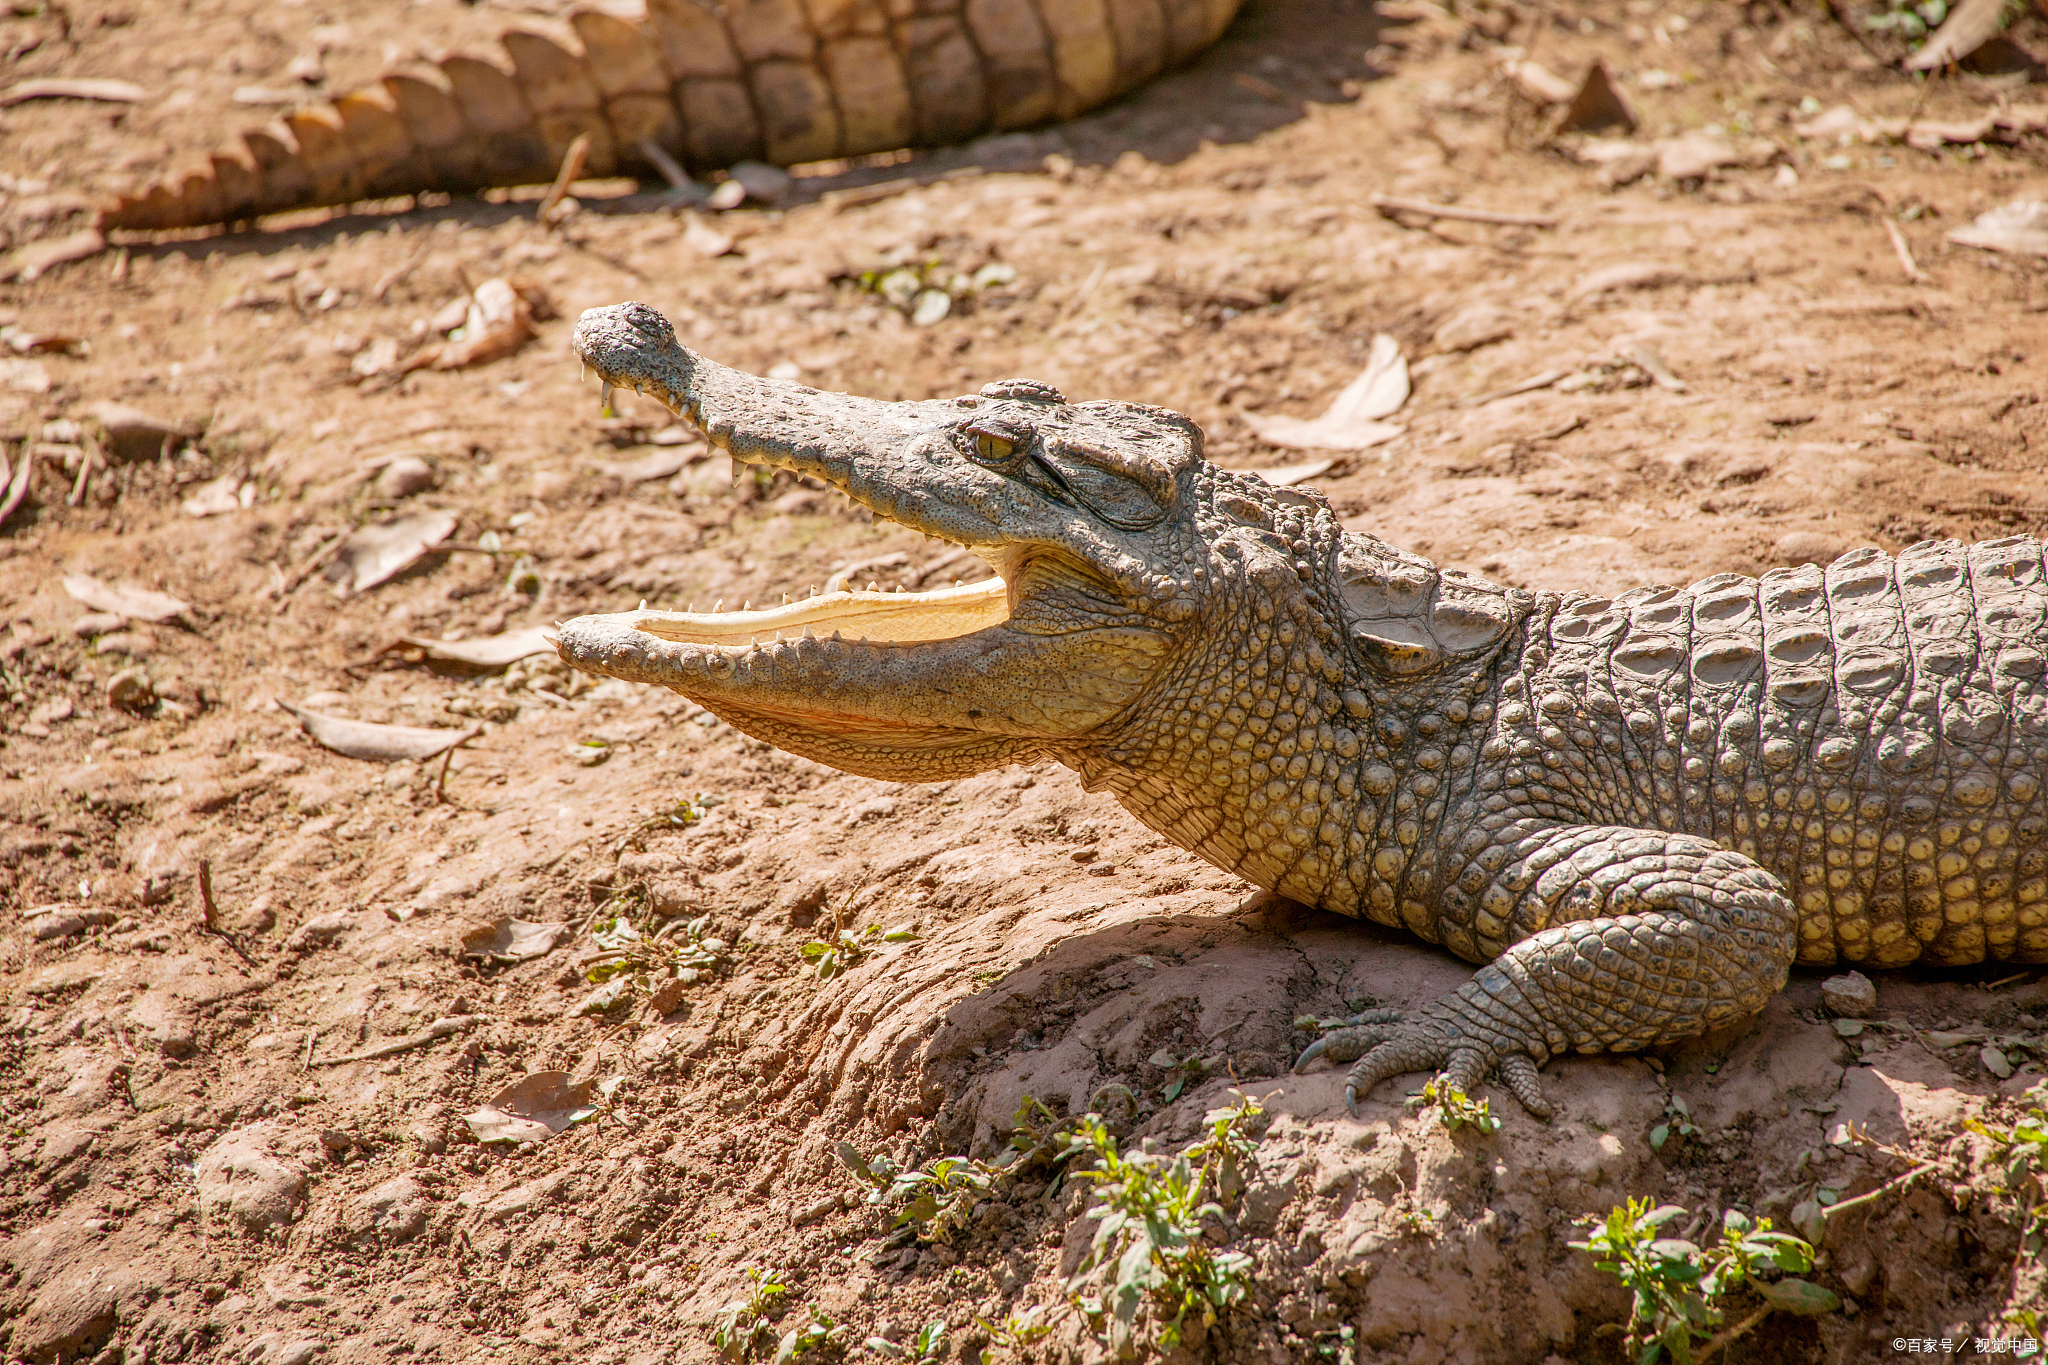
[5,0,2048,1361]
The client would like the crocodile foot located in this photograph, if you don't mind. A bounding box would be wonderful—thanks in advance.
[1294,1008,1554,1121]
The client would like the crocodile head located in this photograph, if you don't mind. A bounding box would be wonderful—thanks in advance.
[554,301,1217,784]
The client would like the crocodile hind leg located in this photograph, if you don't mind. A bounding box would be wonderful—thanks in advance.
[1296,825,1798,1118]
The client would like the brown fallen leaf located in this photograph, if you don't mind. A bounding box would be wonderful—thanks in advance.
[1948,200,2048,257]
[325,509,458,593]
[282,702,479,762]
[397,626,555,668]
[1240,334,1408,451]
[0,228,105,284]
[86,400,185,461]
[1502,57,1577,104]
[400,278,548,373]
[460,917,566,964]
[1227,458,1337,487]
[464,1071,597,1144]
[591,449,699,483]
[1906,0,2009,70]
[0,78,145,106]
[0,446,28,529]
[62,571,190,622]
[1554,61,1636,135]
[681,213,735,259]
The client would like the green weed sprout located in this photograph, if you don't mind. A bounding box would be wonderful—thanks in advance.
[1061,1092,1264,1356]
[864,1321,946,1361]
[801,923,916,979]
[711,1267,790,1360]
[1571,1201,1836,1364]
[974,1305,1052,1359]
[1405,1078,1502,1134]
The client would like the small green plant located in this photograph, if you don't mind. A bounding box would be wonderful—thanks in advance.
[1651,1094,1699,1152]
[801,922,916,979]
[1965,1082,2048,1289]
[1061,1091,1265,1355]
[585,914,729,998]
[973,1304,1052,1359]
[839,1144,1004,1243]
[638,794,711,831]
[711,1267,789,1360]
[1571,1201,1836,1364]
[776,1306,837,1363]
[1148,1049,1216,1102]
[1405,1078,1502,1134]
[864,1320,946,1360]
[1313,1323,1357,1364]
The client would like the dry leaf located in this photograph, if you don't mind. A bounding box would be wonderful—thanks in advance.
[1241,334,1408,451]
[398,627,554,668]
[681,214,736,258]
[400,278,546,373]
[591,449,698,483]
[1231,458,1337,487]
[1906,0,2009,70]
[325,509,457,593]
[61,571,190,622]
[1555,61,1636,135]
[459,917,565,964]
[0,78,145,106]
[181,474,247,518]
[1948,200,2048,257]
[1503,58,1577,103]
[0,229,105,284]
[464,1071,596,1144]
[283,703,478,762]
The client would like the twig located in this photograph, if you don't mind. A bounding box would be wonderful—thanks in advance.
[1937,502,2048,515]
[196,860,260,969]
[308,1014,484,1067]
[1369,192,1559,228]
[1823,0,1895,65]
[538,133,592,228]
[370,236,435,303]
[67,445,97,507]
[435,746,456,804]
[303,1027,318,1071]
[1055,260,1110,330]
[0,444,32,528]
[1695,1305,1772,1364]
[1459,368,1570,408]
[635,137,693,191]
[1882,217,1928,284]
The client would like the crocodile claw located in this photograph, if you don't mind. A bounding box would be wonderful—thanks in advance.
[1295,1007,1554,1121]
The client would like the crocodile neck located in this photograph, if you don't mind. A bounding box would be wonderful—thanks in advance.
[1059,483,1521,932]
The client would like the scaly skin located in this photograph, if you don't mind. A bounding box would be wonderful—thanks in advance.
[555,301,2048,1117]
[101,0,1242,231]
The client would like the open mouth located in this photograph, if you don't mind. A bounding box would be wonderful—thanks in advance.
[550,301,1176,781]
[621,563,1014,653]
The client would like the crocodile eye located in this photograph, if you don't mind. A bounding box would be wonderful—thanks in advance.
[974,431,1015,463]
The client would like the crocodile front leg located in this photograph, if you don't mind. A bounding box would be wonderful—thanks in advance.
[1297,824,1799,1118]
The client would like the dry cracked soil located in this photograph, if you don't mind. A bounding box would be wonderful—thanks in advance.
[4,0,2048,1362]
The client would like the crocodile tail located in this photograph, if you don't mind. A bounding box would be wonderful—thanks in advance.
[98,0,1246,232]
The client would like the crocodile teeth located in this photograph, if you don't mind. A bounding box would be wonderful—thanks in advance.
[600,381,615,412]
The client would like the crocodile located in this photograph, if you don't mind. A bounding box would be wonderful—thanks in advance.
[101,0,1242,231]
[554,300,2048,1117]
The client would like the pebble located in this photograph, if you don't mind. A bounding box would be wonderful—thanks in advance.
[1821,970,1877,1018]
[105,666,155,710]
[85,399,182,461]
[375,454,436,499]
